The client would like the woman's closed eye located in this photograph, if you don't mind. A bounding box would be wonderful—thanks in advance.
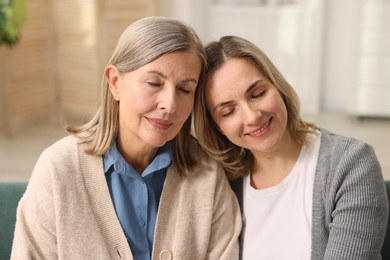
[177,83,197,95]
[251,88,266,99]
[179,88,191,94]
[147,81,163,87]
[221,107,236,117]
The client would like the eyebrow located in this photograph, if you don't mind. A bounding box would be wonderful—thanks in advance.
[212,79,263,112]
[147,70,198,84]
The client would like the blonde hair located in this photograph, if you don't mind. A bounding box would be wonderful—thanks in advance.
[193,35,316,180]
[67,16,206,175]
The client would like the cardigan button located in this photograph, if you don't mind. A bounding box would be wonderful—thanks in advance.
[159,250,172,260]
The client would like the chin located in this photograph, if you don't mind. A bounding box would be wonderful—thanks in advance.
[146,137,171,148]
[145,129,180,147]
[148,141,166,148]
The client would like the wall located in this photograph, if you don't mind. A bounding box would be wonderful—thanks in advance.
[159,0,390,115]
[158,0,325,114]
[352,0,390,117]
[157,0,209,41]
[322,0,360,112]
[323,0,390,116]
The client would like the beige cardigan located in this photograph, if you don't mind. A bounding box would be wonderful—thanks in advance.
[11,135,241,260]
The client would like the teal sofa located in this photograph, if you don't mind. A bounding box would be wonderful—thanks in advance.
[0,182,27,260]
[1,181,390,259]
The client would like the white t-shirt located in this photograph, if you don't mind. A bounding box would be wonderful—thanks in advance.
[242,131,321,260]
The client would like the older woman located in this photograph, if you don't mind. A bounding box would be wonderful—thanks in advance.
[11,17,241,260]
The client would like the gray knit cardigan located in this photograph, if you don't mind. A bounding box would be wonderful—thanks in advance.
[231,128,388,260]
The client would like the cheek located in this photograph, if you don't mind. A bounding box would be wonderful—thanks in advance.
[215,119,239,137]
[119,93,153,119]
[266,91,285,113]
[178,98,194,119]
[274,95,288,119]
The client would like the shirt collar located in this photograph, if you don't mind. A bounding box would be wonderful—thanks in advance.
[103,141,173,177]
[143,142,172,177]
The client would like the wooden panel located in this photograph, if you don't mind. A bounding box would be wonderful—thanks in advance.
[0,0,55,133]
[99,0,157,65]
[51,0,100,122]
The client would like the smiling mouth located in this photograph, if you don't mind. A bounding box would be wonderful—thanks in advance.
[247,119,271,136]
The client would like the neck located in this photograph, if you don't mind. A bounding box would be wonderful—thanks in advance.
[116,134,158,175]
[250,132,303,189]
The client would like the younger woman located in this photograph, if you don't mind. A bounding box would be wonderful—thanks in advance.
[194,35,388,260]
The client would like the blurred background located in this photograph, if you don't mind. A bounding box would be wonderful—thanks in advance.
[0,0,389,182]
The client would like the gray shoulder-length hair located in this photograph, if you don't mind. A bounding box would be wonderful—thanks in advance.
[193,35,316,180]
[67,16,206,176]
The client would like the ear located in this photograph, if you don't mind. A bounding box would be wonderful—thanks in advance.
[105,64,120,101]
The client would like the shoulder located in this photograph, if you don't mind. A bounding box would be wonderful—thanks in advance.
[165,141,239,213]
[316,128,382,188]
[32,134,99,181]
[171,139,228,186]
[190,139,224,177]
[318,128,378,164]
[190,139,216,163]
[38,135,82,164]
[41,134,80,153]
[319,128,369,150]
[21,136,81,212]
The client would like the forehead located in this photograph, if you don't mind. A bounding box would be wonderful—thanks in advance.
[136,50,203,78]
[208,57,262,82]
[151,50,201,66]
[205,58,264,97]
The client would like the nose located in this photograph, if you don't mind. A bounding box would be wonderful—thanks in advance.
[159,87,177,113]
[241,103,258,125]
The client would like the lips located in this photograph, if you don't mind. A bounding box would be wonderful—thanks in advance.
[147,117,173,130]
[247,118,271,137]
